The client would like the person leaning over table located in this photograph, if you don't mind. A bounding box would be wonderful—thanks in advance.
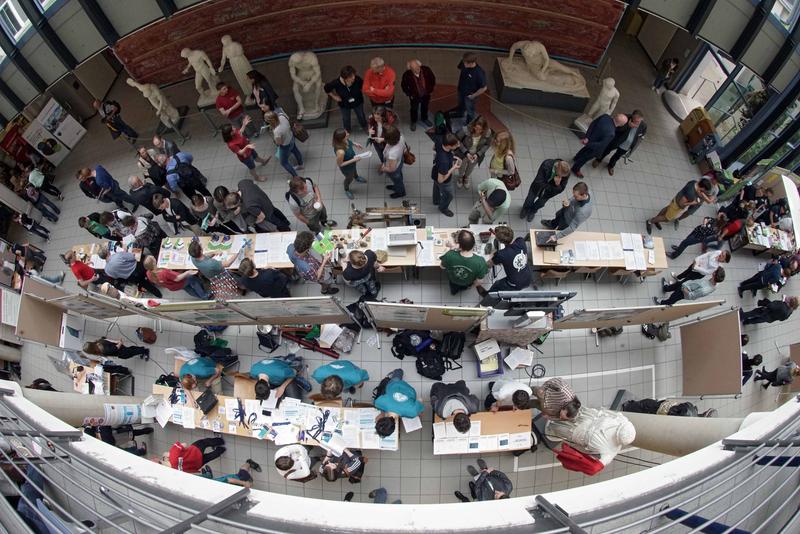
[740,296,799,325]
[63,250,109,289]
[275,444,317,482]
[143,256,210,300]
[468,178,509,225]
[152,192,204,236]
[476,225,532,296]
[440,229,488,296]
[249,355,311,403]
[531,377,581,420]
[738,260,789,298]
[187,239,242,300]
[212,185,247,234]
[99,248,163,298]
[179,356,223,394]
[430,380,481,434]
[484,378,532,411]
[541,181,593,242]
[311,360,369,400]
[287,230,339,295]
[190,193,230,235]
[341,249,384,299]
[236,257,291,298]
[373,368,424,438]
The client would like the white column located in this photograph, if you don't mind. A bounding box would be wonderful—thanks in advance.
[625,412,745,456]
[23,388,146,427]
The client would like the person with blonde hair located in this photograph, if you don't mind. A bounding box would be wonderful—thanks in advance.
[342,249,384,297]
[179,356,223,394]
[264,110,304,176]
[488,131,517,184]
[740,296,799,325]
[753,360,799,390]
[453,116,493,189]
[332,128,366,200]
[83,338,149,360]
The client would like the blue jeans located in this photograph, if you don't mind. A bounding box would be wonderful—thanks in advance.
[670,234,720,258]
[278,139,303,176]
[340,105,367,132]
[433,179,455,212]
[459,92,476,123]
[34,195,59,222]
[183,275,210,299]
[387,162,405,196]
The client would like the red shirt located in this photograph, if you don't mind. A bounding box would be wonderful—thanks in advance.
[226,129,252,161]
[149,269,186,291]
[168,442,203,473]
[70,261,95,281]
[216,88,243,119]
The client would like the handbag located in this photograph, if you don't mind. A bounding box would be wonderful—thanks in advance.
[136,327,157,344]
[196,388,218,415]
[402,144,416,165]
[500,153,521,190]
[291,119,309,142]
[257,329,280,353]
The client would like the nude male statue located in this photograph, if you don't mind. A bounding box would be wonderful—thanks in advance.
[288,51,323,120]
[181,48,219,102]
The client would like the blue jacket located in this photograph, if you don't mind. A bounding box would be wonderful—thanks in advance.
[166,152,193,192]
[249,359,295,386]
[311,361,369,388]
[585,114,615,153]
[374,379,424,418]
[760,263,783,286]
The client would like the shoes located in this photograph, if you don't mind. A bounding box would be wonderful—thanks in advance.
[454,491,470,503]
[344,492,354,502]
[139,442,147,455]
[386,185,395,190]
[666,252,674,259]
[410,123,417,131]
[541,219,555,229]
[591,160,600,168]
[324,220,338,228]
[661,277,667,292]
[476,286,488,297]
[463,180,471,189]
[652,296,661,305]
[345,190,354,200]
[670,244,678,251]
[440,209,454,217]
[321,286,339,295]
[476,458,488,471]
[354,175,367,183]
[466,465,479,477]
[573,170,584,178]
[519,210,528,219]
[646,221,653,235]
[673,220,679,230]
[654,222,663,230]
[390,192,406,199]
[246,458,262,472]
[608,167,615,176]
[422,120,433,127]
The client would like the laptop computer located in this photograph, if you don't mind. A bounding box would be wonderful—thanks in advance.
[534,231,557,248]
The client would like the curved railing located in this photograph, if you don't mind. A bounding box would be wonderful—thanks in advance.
[0,380,797,533]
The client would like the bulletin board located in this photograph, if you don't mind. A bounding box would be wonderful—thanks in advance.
[149,300,254,326]
[16,277,68,346]
[364,301,488,332]
[554,300,725,330]
[681,310,742,396]
[227,297,351,325]
[790,343,800,393]
[52,293,139,321]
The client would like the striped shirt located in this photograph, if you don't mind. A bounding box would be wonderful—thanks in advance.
[540,378,577,417]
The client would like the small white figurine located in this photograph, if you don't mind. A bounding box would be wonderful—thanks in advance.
[585,77,620,118]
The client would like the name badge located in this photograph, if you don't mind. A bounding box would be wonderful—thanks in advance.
[348,98,355,103]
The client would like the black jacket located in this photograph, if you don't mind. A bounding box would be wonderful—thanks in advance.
[400,66,436,99]
[608,116,647,153]
[430,380,480,419]
[161,197,197,231]
[130,184,170,215]
[324,76,365,109]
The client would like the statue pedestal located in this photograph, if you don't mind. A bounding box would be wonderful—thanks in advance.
[493,59,589,112]
[296,95,331,130]
[156,105,189,137]
[568,113,592,138]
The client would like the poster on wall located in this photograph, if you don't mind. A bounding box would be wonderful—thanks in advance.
[22,119,69,166]
[37,98,86,149]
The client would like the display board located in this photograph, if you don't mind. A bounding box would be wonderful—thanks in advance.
[149,300,253,326]
[554,300,725,330]
[16,277,68,346]
[365,302,488,332]
[37,98,86,150]
[790,343,800,393]
[52,293,139,321]
[681,310,742,396]
[228,297,350,326]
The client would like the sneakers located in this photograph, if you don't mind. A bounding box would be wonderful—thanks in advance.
[345,190,354,200]
[646,220,653,235]
[673,220,680,230]
[476,458,488,471]
[591,160,600,168]
[440,209,454,217]
[354,175,367,183]
[654,222,663,230]
[652,296,661,305]
[454,491,471,503]
[246,458,262,472]
[294,165,304,171]
[386,185,395,190]
[466,465,479,477]
[343,492,354,502]
[321,286,339,295]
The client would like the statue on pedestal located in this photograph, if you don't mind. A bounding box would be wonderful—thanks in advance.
[180,48,219,106]
[545,407,635,466]
[218,35,254,102]
[288,51,324,120]
[575,77,620,132]
[126,78,180,129]
[502,40,587,94]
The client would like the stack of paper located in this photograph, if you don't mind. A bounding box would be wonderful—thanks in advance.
[474,339,501,361]
[504,347,534,369]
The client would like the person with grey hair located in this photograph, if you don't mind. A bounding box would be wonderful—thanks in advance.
[363,56,396,108]
[401,59,436,130]
[128,175,170,215]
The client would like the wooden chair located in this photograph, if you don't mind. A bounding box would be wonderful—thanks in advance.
[573,266,602,280]
[539,269,570,286]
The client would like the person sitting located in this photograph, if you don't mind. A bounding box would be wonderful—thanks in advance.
[311,360,369,399]
[179,356,223,394]
[83,338,149,361]
[484,379,532,411]
[454,458,512,502]
[249,355,310,403]
[165,438,226,474]
[532,378,581,420]
[656,267,725,306]
[287,230,338,295]
[319,448,366,484]
[373,369,424,437]
[341,249,384,299]
[477,226,532,296]
[740,296,799,325]
[143,256,210,300]
[236,258,291,298]
[99,249,163,297]
[274,444,317,482]
[754,360,799,389]
[430,380,480,434]
[439,230,487,296]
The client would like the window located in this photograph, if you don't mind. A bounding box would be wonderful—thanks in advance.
[0,1,29,41]
[771,0,800,30]
[35,0,57,13]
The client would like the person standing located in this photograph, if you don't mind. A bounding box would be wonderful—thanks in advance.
[187,239,242,300]
[655,267,724,306]
[324,66,367,133]
[477,226,532,295]
[440,230,488,295]
[332,129,366,200]
[487,131,517,188]
[645,178,713,235]
[652,57,679,91]
[740,296,798,325]
[591,110,646,176]
[342,249,384,298]
[265,111,304,176]
[152,135,180,158]
[94,99,137,142]
[285,176,336,233]
[468,178,509,224]
[380,125,406,199]
[287,230,338,295]
[367,106,397,163]
[221,119,269,182]
[737,260,787,297]
[453,116,493,189]
[667,216,718,259]
[24,185,59,223]
[152,193,203,236]
[521,159,571,222]
[190,194,230,234]
[161,151,212,199]
[484,379,532,411]
[77,166,138,212]
[128,175,170,216]
[531,378,581,420]
[541,182,593,241]
[247,70,279,113]
[363,57,396,108]
[753,360,799,389]
[143,256,210,299]
[226,179,291,232]
[99,249,163,298]
[12,212,50,240]
[212,185,247,233]
[572,113,627,178]
[215,82,248,133]
[274,444,317,483]
[400,59,436,130]
[431,133,462,217]
[668,250,731,284]
[235,258,291,298]
[457,52,487,124]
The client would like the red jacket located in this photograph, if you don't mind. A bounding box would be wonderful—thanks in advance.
[363,65,396,103]
[401,66,436,99]
[169,442,203,473]
[556,443,604,475]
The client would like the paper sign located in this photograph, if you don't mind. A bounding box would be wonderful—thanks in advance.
[433,422,446,439]
[155,400,171,428]
[228,423,237,434]
[182,407,196,429]
[497,433,511,450]
[212,420,222,433]
[402,416,422,433]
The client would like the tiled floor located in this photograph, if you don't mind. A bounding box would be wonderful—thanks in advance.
[17,35,798,504]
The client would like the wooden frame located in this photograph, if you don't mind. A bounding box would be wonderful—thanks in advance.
[681,310,742,396]
[364,301,488,332]
[555,300,725,330]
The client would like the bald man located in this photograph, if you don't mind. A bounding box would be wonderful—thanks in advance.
[571,113,628,178]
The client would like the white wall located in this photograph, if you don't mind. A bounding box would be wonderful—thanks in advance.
[637,14,678,64]
[47,0,105,63]
[700,0,752,50]
[97,0,161,37]
[2,63,37,103]
[772,53,800,93]
[741,21,784,79]
[19,33,67,86]
[639,0,697,27]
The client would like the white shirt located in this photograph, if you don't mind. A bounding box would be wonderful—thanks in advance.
[692,250,724,275]
[383,135,405,165]
[273,114,293,146]
[275,444,311,480]
[491,379,532,407]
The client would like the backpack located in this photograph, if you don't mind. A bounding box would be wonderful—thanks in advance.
[256,329,280,353]
[136,327,157,344]
[438,332,465,364]
[372,375,392,401]
[155,373,179,387]
[391,330,433,359]
[415,350,446,380]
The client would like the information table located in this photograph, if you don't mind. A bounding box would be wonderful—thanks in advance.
[433,409,532,455]
[71,240,141,270]
[739,223,795,255]
[529,230,667,272]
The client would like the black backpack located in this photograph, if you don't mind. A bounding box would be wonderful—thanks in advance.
[437,332,465,370]
[391,330,432,359]
[415,350,446,380]
[372,375,392,401]
[156,373,179,387]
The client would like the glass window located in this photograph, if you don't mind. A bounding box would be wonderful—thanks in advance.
[0,1,29,40]
[735,97,800,168]
[771,0,800,30]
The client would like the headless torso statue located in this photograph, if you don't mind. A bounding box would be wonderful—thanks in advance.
[218,35,254,104]
[545,407,635,466]
[181,48,219,106]
[288,51,324,120]
[574,77,620,132]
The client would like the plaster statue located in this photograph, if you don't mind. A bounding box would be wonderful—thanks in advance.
[545,407,635,466]
[126,78,179,128]
[288,51,324,120]
[218,35,253,102]
[501,40,587,94]
[574,77,620,132]
[180,48,219,105]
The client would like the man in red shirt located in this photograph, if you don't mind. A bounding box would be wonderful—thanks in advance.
[63,250,106,289]
[166,438,225,474]
[216,82,253,134]
[363,57,396,108]
[143,257,210,299]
